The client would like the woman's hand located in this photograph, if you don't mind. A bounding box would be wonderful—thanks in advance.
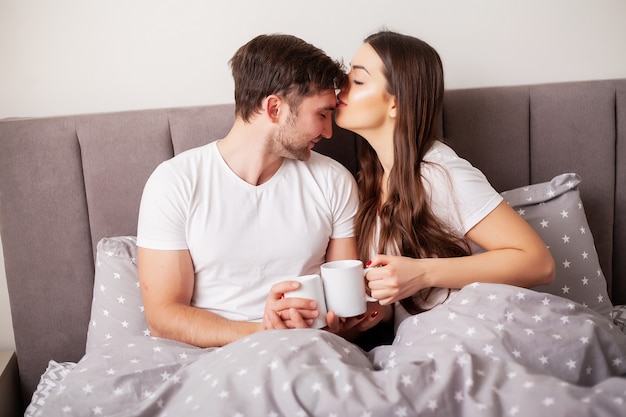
[325,302,391,339]
[365,254,428,305]
[262,281,318,329]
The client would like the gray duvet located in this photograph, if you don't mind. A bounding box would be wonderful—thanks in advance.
[36,283,626,416]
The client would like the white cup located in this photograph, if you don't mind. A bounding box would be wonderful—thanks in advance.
[283,274,328,329]
[320,260,377,318]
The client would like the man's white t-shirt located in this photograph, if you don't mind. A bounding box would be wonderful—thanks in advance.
[137,141,358,322]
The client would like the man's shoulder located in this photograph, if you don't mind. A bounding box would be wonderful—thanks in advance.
[168,142,216,164]
[304,151,353,177]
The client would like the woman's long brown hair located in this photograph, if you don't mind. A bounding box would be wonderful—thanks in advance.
[355,31,471,314]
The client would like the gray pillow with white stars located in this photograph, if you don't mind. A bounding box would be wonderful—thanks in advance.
[86,236,150,352]
[501,173,612,319]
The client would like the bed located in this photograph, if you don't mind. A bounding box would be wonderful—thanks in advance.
[1,78,626,416]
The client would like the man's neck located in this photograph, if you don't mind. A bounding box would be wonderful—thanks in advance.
[217,120,283,186]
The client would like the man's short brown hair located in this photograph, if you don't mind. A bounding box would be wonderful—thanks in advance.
[230,34,346,122]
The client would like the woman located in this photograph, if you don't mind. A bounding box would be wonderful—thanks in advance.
[335,31,555,323]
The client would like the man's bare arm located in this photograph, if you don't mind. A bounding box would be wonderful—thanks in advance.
[138,247,262,347]
[138,247,321,347]
[325,237,358,262]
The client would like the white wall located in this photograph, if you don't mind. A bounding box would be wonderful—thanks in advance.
[1,0,626,349]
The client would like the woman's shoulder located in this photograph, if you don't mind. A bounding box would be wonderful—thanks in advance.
[423,140,461,163]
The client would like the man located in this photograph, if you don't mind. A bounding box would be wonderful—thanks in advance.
[137,34,381,348]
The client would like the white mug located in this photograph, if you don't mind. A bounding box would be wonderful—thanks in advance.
[283,274,328,329]
[320,260,377,317]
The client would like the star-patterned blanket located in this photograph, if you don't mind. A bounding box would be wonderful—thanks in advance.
[33,283,626,416]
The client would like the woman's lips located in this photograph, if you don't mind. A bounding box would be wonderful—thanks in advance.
[336,98,347,108]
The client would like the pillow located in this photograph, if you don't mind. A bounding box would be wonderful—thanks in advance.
[500,173,612,319]
[24,360,76,416]
[86,236,150,352]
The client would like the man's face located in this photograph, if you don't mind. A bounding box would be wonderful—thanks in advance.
[272,89,337,161]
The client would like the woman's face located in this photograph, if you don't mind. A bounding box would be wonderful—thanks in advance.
[335,43,395,137]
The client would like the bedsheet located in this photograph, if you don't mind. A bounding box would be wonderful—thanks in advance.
[33,283,626,416]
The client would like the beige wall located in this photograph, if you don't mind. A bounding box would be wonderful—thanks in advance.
[2,0,626,349]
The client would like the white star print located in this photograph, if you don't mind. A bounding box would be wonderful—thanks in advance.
[427,399,438,411]
[540,219,549,228]
[394,406,408,417]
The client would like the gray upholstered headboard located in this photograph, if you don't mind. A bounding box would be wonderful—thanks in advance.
[1,78,625,405]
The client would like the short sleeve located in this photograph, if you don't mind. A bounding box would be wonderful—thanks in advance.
[325,159,359,240]
[422,143,503,237]
[136,162,190,250]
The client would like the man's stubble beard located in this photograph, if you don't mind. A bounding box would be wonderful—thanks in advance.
[272,114,312,162]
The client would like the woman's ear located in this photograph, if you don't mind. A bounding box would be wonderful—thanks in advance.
[388,96,397,119]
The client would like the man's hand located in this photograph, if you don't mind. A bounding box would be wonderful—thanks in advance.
[263,281,320,329]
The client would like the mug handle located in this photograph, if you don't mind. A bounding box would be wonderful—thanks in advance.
[363,267,378,302]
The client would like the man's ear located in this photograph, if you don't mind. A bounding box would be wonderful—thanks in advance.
[265,95,282,123]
